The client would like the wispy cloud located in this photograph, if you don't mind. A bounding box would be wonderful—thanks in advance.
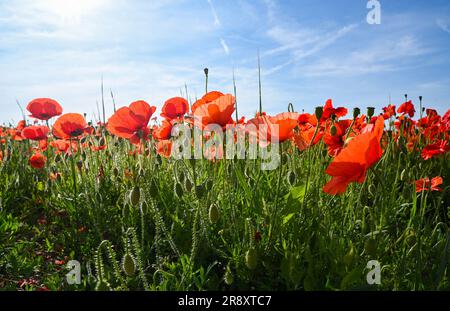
[220,38,230,55]
[207,0,221,26]
[437,18,450,34]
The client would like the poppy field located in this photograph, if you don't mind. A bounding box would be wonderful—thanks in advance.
[0,84,449,291]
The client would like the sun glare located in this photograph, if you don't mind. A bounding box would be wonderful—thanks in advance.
[45,0,106,23]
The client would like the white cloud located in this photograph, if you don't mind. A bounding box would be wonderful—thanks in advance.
[220,38,230,55]
[207,0,221,26]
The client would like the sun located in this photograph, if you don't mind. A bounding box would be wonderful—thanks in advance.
[45,0,107,23]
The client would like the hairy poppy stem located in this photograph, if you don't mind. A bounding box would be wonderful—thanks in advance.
[258,50,262,115]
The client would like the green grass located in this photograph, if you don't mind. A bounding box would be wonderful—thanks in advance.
[0,127,448,291]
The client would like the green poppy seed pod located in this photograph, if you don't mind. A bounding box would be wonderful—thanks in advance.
[209,204,220,224]
[245,248,258,270]
[330,125,337,136]
[175,182,184,198]
[367,107,375,119]
[315,106,323,121]
[353,107,361,119]
[130,186,141,206]
[204,68,209,76]
[185,178,193,192]
[343,245,355,266]
[224,266,233,285]
[95,280,112,291]
[400,168,407,181]
[122,253,136,277]
[368,184,376,197]
[364,238,377,257]
[288,171,296,186]
[404,94,408,100]
[196,184,206,199]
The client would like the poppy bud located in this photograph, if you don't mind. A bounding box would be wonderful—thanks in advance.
[178,171,185,184]
[55,154,62,163]
[196,184,206,199]
[138,168,145,177]
[122,253,136,277]
[113,167,119,177]
[314,106,323,121]
[418,95,422,102]
[185,178,193,192]
[400,168,407,181]
[99,137,106,146]
[76,160,83,171]
[204,68,209,76]
[95,280,112,291]
[209,204,220,224]
[367,107,375,119]
[174,182,184,198]
[80,136,88,144]
[245,248,258,270]
[404,94,408,100]
[156,155,162,165]
[330,125,337,136]
[281,153,289,165]
[130,186,141,206]
[287,171,296,185]
[353,107,361,119]
[224,266,233,285]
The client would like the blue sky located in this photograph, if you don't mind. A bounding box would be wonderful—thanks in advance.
[0,0,449,124]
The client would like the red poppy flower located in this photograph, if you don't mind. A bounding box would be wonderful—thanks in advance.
[292,126,323,152]
[17,120,26,131]
[53,113,88,140]
[415,176,443,193]
[323,116,384,195]
[321,99,348,121]
[191,91,225,113]
[29,152,47,169]
[21,126,49,141]
[153,120,173,141]
[323,119,353,156]
[107,100,156,145]
[421,140,450,160]
[157,140,172,158]
[161,97,189,120]
[245,112,298,147]
[382,104,396,119]
[193,94,235,128]
[397,100,415,118]
[27,98,63,121]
